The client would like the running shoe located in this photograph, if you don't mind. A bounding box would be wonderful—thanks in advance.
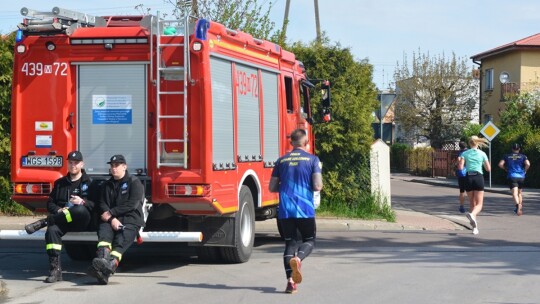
[285,281,297,293]
[466,213,477,229]
[289,256,303,284]
[459,205,465,213]
[517,204,523,216]
[514,204,518,214]
[473,228,479,235]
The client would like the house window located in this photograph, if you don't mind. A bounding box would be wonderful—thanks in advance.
[485,68,494,91]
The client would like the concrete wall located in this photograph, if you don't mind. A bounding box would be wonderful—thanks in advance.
[370,139,391,207]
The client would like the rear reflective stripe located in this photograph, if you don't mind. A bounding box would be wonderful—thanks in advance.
[97,242,112,249]
[62,209,72,223]
[111,251,122,261]
[46,243,62,251]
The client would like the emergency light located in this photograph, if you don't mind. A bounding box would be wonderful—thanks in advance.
[195,19,210,40]
[16,29,24,42]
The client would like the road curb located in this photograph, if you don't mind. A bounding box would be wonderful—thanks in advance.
[410,179,511,195]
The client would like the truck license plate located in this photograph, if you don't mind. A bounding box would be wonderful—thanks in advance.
[22,156,63,167]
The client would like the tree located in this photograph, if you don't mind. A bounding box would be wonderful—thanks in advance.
[288,36,378,204]
[394,51,478,148]
[0,33,25,214]
[495,89,540,187]
[163,0,279,41]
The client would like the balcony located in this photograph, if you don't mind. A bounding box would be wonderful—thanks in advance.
[500,82,519,102]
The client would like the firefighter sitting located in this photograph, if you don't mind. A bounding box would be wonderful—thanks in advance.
[24,151,96,283]
[87,154,145,285]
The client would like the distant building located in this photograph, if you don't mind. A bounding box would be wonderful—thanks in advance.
[471,33,540,123]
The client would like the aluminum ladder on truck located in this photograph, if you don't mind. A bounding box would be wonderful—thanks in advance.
[18,6,105,35]
[153,10,192,169]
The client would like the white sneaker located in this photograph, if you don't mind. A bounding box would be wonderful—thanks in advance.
[472,228,479,235]
[466,213,477,228]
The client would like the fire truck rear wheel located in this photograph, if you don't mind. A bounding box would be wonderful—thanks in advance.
[219,185,255,263]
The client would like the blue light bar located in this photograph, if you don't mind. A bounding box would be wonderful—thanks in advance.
[15,29,24,42]
[195,19,210,40]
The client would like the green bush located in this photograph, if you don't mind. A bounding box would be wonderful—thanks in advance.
[317,191,395,222]
[408,147,433,176]
[0,32,15,215]
[390,143,410,172]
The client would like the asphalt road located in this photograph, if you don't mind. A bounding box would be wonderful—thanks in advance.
[1,177,540,304]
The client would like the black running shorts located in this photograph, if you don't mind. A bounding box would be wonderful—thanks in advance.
[465,174,484,191]
[508,177,525,189]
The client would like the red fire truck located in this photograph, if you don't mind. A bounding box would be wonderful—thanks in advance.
[8,6,330,263]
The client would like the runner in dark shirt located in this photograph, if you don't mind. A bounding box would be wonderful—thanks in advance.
[498,143,530,215]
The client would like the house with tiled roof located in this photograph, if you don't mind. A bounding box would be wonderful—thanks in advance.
[471,33,540,123]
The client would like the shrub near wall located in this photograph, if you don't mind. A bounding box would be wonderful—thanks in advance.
[407,147,433,176]
[495,127,540,188]
[390,143,409,172]
[389,145,434,177]
[523,132,540,188]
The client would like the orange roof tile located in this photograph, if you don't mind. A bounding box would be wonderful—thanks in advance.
[471,33,540,61]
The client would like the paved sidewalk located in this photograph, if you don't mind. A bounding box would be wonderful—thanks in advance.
[392,172,540,199]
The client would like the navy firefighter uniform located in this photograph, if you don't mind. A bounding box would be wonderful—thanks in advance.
[87,154,145,285]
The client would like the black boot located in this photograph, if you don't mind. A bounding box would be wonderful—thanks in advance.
[93,256,118,276]
[25,218,47,234]
[87,247,113,285]
[44,256,62,283]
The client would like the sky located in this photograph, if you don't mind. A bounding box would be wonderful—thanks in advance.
[2,0,540,89]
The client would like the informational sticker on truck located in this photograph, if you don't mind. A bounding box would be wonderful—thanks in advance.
[36,135,52,148]
[22,156,63,167]
[92,95,133,124]
[35,121,53,131]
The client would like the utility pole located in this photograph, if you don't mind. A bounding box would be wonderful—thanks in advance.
[314,0,321,43]
[192,0,198,16]
[283,0,321,43]
[281,0,291,43]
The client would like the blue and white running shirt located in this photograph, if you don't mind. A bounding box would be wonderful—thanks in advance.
[271,149,322,219]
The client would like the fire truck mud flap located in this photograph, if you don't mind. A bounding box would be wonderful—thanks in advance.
[189,185,255,263]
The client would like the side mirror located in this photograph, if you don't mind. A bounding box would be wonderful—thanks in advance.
[321,80,331,122]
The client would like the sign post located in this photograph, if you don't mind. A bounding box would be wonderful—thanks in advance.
[479,121,500,188]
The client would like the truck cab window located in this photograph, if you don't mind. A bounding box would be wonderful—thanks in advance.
[284,76,293,113]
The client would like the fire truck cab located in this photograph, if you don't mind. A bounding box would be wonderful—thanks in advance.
[9,5,330,263]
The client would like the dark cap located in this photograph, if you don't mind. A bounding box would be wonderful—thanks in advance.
[67,151,83,161]
[512,143,521,150]
[107,154,126,164]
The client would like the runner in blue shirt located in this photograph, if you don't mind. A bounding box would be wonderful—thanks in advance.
[269,129,323,294]
[498,143,530,216]
[455,141,468,213]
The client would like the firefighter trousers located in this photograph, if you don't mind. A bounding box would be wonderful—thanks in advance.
[45,205,92,257]
[96,222,139,261]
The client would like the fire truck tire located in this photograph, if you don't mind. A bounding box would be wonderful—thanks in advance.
[64,243,96,261]
[219,185,255,263]
[196,246,221,263]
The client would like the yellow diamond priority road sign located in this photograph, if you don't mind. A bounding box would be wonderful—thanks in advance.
[480,121,500,142]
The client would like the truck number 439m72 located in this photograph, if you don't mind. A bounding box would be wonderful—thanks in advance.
[21,62,69,77]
